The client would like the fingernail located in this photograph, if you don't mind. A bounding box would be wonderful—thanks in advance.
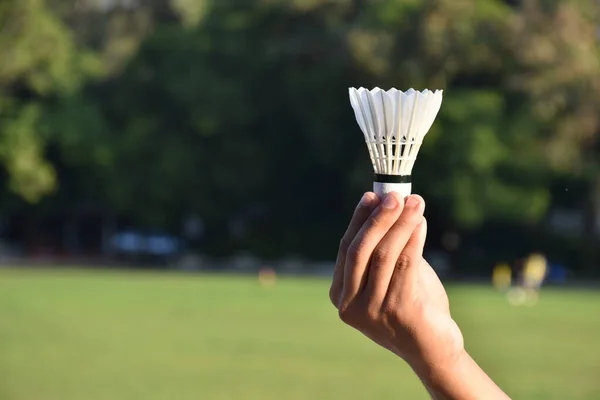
[382,194,397,209]
[405,195,420,209]
[360,192,375,207]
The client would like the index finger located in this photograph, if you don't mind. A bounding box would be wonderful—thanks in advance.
[340,192,404,308]
[364,195,425,303]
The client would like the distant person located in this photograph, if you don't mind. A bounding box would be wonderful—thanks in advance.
[506,257,526,306]
[521,252,548,305]
[506,252,547,306]
[492,262,512,292]
[329,192,510,399]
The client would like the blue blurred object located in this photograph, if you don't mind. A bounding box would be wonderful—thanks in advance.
[547,263,568,284]
[110,230,181,257]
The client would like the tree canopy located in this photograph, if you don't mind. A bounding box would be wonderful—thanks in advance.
[1,0,599,266]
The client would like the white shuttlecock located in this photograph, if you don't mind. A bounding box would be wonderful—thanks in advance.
[348,87,443,198]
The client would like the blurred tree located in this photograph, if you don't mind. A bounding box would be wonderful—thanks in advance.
[0,0,101,202]
[4,0,600,269]
[53,0,600,255]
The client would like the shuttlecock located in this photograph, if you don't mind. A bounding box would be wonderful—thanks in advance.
[349,87,443,198]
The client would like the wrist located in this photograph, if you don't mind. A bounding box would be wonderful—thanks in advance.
[410,348,469,392]
[411,350,510,400]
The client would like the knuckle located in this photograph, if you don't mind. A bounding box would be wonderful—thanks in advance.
[380,300,396,319]
[365,301,381,322]
[371,246,390,266]
[381,297,404,323]
[338,237,350,254]
[395,254,412,272]
[338,305,354,324]
[339,300,371,325]
[355,294,378,321]
[346,237,365,259]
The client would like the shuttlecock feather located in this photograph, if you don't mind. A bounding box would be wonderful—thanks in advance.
[349,87,443,198]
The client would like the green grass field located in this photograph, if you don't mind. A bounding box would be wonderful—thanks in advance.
[1,268,599,400]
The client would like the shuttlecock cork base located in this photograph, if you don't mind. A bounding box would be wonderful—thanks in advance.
[348,87,443,199]
[373,174,412,199]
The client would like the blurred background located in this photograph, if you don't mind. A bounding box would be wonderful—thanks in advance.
[1,0,599,399]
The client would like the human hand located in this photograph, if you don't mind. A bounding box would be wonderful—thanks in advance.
[328,191,464,375]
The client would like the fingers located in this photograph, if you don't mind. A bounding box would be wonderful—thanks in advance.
[329,192,380,307]
[340,191,404,309]
[365,195,425,302]
[386,217,428,303]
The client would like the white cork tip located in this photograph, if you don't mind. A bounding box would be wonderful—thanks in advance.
[373,182,412,199]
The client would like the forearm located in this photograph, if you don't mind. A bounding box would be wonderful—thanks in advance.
[412,350,511,400]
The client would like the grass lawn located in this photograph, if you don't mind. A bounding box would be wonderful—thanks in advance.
[1,268,599,400]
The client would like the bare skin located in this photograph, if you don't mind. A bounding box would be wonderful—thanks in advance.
[329,192,511,400]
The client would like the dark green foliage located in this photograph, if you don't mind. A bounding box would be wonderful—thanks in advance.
[1,0,599,267]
